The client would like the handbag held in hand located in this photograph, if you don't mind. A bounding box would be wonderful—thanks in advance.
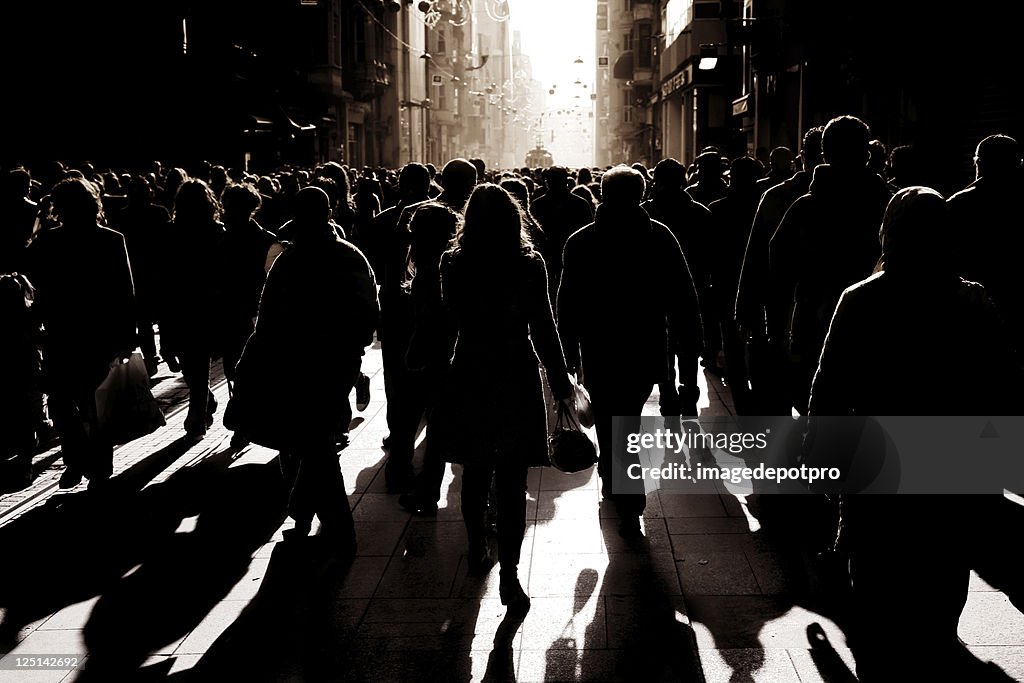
[548,399,597,474]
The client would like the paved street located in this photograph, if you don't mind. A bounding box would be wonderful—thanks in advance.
[1,342,1022,682]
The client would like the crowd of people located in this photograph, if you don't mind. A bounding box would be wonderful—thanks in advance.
[1,116,1023,678]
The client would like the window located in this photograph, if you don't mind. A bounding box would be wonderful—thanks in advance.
[637,22,652,68]
[438,83,447,110]
[694,1,720,19]
[623,33,633,51]
[437,29,446,55]
[623,89,634,123]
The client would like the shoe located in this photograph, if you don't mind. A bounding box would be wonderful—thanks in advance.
[87,475,112,493]
[166,355,181,373]
[355,374,371,411]
[230,432,250,449]
[398,493,438,517]
[144,356,159,378]
[617,515,643,540]
[499,572,531,613]
[58,467,83,489]
[184,429,206,444]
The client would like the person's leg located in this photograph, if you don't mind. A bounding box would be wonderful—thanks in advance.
[48,388,87,484]
[181,350,211,437]
[590,378,652,520]
[77,382,112,484]
[461,460,495,571]
[495,458,530,608]
[309,446,356,548]
[381,325,423,490]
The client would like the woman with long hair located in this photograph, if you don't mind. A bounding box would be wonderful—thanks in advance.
[433,184,573,614]
[166,179,225,441]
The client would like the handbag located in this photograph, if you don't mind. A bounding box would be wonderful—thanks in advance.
[570,375,594,428]
[94,350,166,444]
[548,400,597,474]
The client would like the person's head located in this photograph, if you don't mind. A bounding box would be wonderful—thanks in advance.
[974,134,1021,181]
[577,167,593,185]
[455,183,531,259]
[173,179,219,225]
[3,168,32,200]
[166,167,188,193]
[440,158,478,208]
[210,165,229,195]
[312,176,340,210]
[221,183,262,224]
[409,204,460,275]
[630,163,651,182]
[293,186,332,228]
[499,177,531,211]
[399,162,431,200]
[800,126,825,170]
[888,145,920,188]
[126,175,154,204]
[652,158,687,194]
[544,166,570,194]
[470,158,486,183]
[694,150,723,180]
[600,165,646,208]
[728,156,763,191]
[49,178,104,227]
[768,147,794,175]
[822,115,871,169]
[878,186,951,276]
[572,184,598,212]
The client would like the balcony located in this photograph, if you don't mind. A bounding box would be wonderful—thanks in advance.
[344,60,392,102]
[632,1,654,21]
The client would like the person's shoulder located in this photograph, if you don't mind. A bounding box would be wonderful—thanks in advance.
[947,183,978,206]
[839,271,885,306]
[563,221,596,249]
[97,224,128,245]
[523,247,548,271]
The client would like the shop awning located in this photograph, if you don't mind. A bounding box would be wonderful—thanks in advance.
[613,50,634,80]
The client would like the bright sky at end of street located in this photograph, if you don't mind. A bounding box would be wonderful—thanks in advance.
[508,0,597,166]
[509,0,596,99]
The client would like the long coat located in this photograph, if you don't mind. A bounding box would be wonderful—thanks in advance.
[228,229,378,448]
[430,249,570,466]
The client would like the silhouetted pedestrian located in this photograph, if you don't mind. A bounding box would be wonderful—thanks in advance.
[770,115,892,413]
[26,178,136,489]
[558,166,702,536]
[432,183,572,614]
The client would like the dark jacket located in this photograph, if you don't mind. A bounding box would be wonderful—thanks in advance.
[162,218,225,353]
[432,249,569,466]
[641,191,714,302]
[708,187,762,313]
[26,223,136,384]
[769,165,892,366]
[219,218,278,321]
[557,204,702,388]
[948,175,1024,350]
[736,170,813,337]
[530,190,594,292]
[231,230,378,446]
